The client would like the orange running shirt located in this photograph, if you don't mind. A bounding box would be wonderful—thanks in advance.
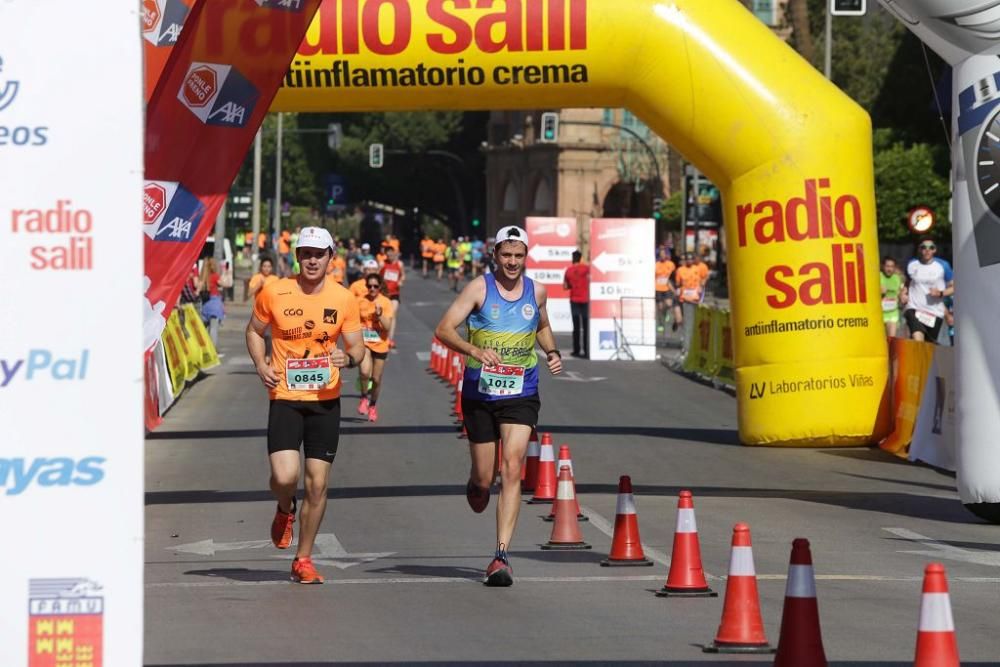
[326,255,346,284]
[357,294,395,353]
[655,260,676,292]
[675,266,702,303]
[349,278,368,298]
[421,239,434,259]
[248,273,278,295]
[695,261,710,282]
[278,230,292,254]
[253,278,361,401]
[433,243,446,262]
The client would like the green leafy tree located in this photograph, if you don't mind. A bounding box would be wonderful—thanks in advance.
[660,191,683,231]
[872,129,951,243]
[234,114,318,209]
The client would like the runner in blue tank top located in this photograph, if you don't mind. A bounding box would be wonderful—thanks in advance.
[435,225,563,586]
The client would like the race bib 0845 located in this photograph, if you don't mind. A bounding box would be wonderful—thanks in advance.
[286,357,331,391]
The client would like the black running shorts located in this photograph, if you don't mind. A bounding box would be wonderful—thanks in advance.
[904,309,943,343]
[461,394,541,444]
[267,399,341,463]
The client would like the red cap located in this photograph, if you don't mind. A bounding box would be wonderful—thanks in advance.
[789,537,813,565]
[618,475,633,493]
[731,522,752,547]
[541,432,553,445]
[677,490,694,509]
[558,445,571,459]
[558,465,573,480]
[922,563,949,594]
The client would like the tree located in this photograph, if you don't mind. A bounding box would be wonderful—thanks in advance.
[872,129,951,243]
[233,114,318,210]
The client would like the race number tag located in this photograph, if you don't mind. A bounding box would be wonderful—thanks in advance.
[682,288,700,301]
[479,364,525,397]
[881,298,897,312]
[363,328,382,343]
[285,357,331,391]
[383,269,399,282]
[915,310,937,328]
[656,276,670,287]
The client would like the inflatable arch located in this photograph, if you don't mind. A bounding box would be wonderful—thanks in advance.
[272,0,890,447]
[880,0,1000,518]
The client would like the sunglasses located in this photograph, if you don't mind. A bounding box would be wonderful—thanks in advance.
[920,243,936,250]
[366,284,380,289]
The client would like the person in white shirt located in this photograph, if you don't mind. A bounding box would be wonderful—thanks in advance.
[904,238,954,343]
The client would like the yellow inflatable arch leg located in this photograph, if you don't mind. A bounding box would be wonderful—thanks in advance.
[274,0,889,446]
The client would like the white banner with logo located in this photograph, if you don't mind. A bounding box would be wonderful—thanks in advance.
[524,217,577,333]
[0,3,144,666]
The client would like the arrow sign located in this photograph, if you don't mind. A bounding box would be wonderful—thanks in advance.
[168,538,274,556]
[526,268,565,285]
[592,251,647,275]
[884,527,1000,567]
[528,245,575,262]
[169,532,396,569]
[554,370,606,382]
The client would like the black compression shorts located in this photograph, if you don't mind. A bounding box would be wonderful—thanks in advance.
[461,394,540,443]
[267,399,341,463]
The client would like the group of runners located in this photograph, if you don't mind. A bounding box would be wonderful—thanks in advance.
[246,225,560,586]
[419,235,488,288]
[653,248,711,337]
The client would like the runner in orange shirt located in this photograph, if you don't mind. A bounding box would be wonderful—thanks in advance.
[350,259,381,297]
[248,257,279,302]
[278,229,293,276]
[356,273,395,422]
[246,226,365,584]
[432,240,446,280]
[326,246,347,286]
[420,236,434,277]
[675,253,703,354]
[654,247,676,333]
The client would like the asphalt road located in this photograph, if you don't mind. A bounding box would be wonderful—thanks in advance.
[145,270,999,666]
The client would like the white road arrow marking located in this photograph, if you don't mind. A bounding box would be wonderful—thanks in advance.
[415,351,431,362]
[168,538,274,556]
[169,532,395,570]
[883,527,1000,567]
[554,370,606,382]
[592,251,648,275]
[528,245,575,262]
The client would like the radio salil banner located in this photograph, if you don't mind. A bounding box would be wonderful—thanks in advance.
[0,1,144,664]
[525,217,577,334]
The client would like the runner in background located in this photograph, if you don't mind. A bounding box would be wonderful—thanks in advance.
[246,226,364,584]
[197,257,225,347]
[326,242,347,286]
[380,247,405,348]
[904,237,954,344]
[675,254,703,354]
[278,229,293,277]
[420,235,434,277]
[351,259,381,298]
[433,239,446,280]
[880,256,903,338]
[459,236,473,278]
[434,225,563,587]
[446,238,463,291]
[356,273,395,422]
[471,237,485,278]
[248,256,279,302]
[654,247,676,333]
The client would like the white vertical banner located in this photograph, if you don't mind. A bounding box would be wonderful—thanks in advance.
[524,217,577,334]
[0,3,144,667]
[588,218,656,360]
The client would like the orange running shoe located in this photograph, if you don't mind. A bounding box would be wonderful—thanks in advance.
[291,556,324,584]
[368,405,378,422]
[357,397,369,415]
[270,497,296,549]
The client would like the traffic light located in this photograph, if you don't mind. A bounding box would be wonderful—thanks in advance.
[369,143,384,168]
[471,218,481,228]
[540,112,559,143]
[652,196,664,220]
[830,0,865,16]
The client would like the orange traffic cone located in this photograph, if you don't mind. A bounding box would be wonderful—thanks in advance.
[453,378,463,420]
[428,338,437,374]
[703,523,774,654]
[774,538,827,666]
[601,475,653,566]
[528,433,556,503]
[451,353,463,386]
[541,466,591,550]
[521,428,540,491]
[657,490,716,597]
[914,563,959,667]
[545,445,586,521]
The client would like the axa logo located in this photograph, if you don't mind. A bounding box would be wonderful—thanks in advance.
[0,55,19,112]
[255,0,305,11]
[1,350,89,388]
[0,457,105,496]
[749,382,767,400]
[143,180,205,243]
[142,0,189,47]
[177,62,259,129]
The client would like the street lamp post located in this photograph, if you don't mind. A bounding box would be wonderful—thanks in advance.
[273,112,283,245]
[251,128,262,273]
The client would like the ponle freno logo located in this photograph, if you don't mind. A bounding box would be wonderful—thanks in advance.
[143,180,206,243]
[0,54,48,147]
[142,0,189,46]
[177,62,259,128]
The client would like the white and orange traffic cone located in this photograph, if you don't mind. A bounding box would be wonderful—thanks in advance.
[428,338,437,374]
[541,466,591,550]
[703,523,774,654]
[601,475,653,566]
[657,490,716,597]
[528,433,557,504]
[774,538,827,667]
[521,428,540,492]
[545,445,586,521]
[453,378,464,422]
[914,563,959,667]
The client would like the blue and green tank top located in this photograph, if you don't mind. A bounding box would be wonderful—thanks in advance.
[462,274,540,401]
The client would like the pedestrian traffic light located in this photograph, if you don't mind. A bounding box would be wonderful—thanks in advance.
[369,143,384,169]
[472,218,481,227]
[540,112,559,143]
[830,0,865,16]
[652,196,664,220]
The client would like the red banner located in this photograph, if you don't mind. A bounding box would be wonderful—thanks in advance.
[142,0,195,101]
[525,217,577,333]
[143,0,323,350]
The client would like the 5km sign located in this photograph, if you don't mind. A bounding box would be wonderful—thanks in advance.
[525,217,577,334]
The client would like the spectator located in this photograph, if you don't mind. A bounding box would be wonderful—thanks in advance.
[563,250,590,358]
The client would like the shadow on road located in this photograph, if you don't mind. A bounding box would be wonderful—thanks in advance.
[182,568,289,583]
[366,564,482,579]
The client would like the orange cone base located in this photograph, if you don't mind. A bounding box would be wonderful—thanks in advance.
[656,586,717,598]
[703,641,775,654]
[541,541,592,550]
[601,556,654,567]
[526,498,554,504]
[542,513,588,522]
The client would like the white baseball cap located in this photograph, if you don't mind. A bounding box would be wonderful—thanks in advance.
[494,225,529,247]
[361,242,371,250]
[296,226,334,251]
[363,259,379,270]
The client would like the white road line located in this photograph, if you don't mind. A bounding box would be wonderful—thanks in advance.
[883,527,1000,568]
[578,504,673,568]
[415,351,431,361]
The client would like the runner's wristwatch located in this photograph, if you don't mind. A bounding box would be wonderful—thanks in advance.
[545,349,561,359]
